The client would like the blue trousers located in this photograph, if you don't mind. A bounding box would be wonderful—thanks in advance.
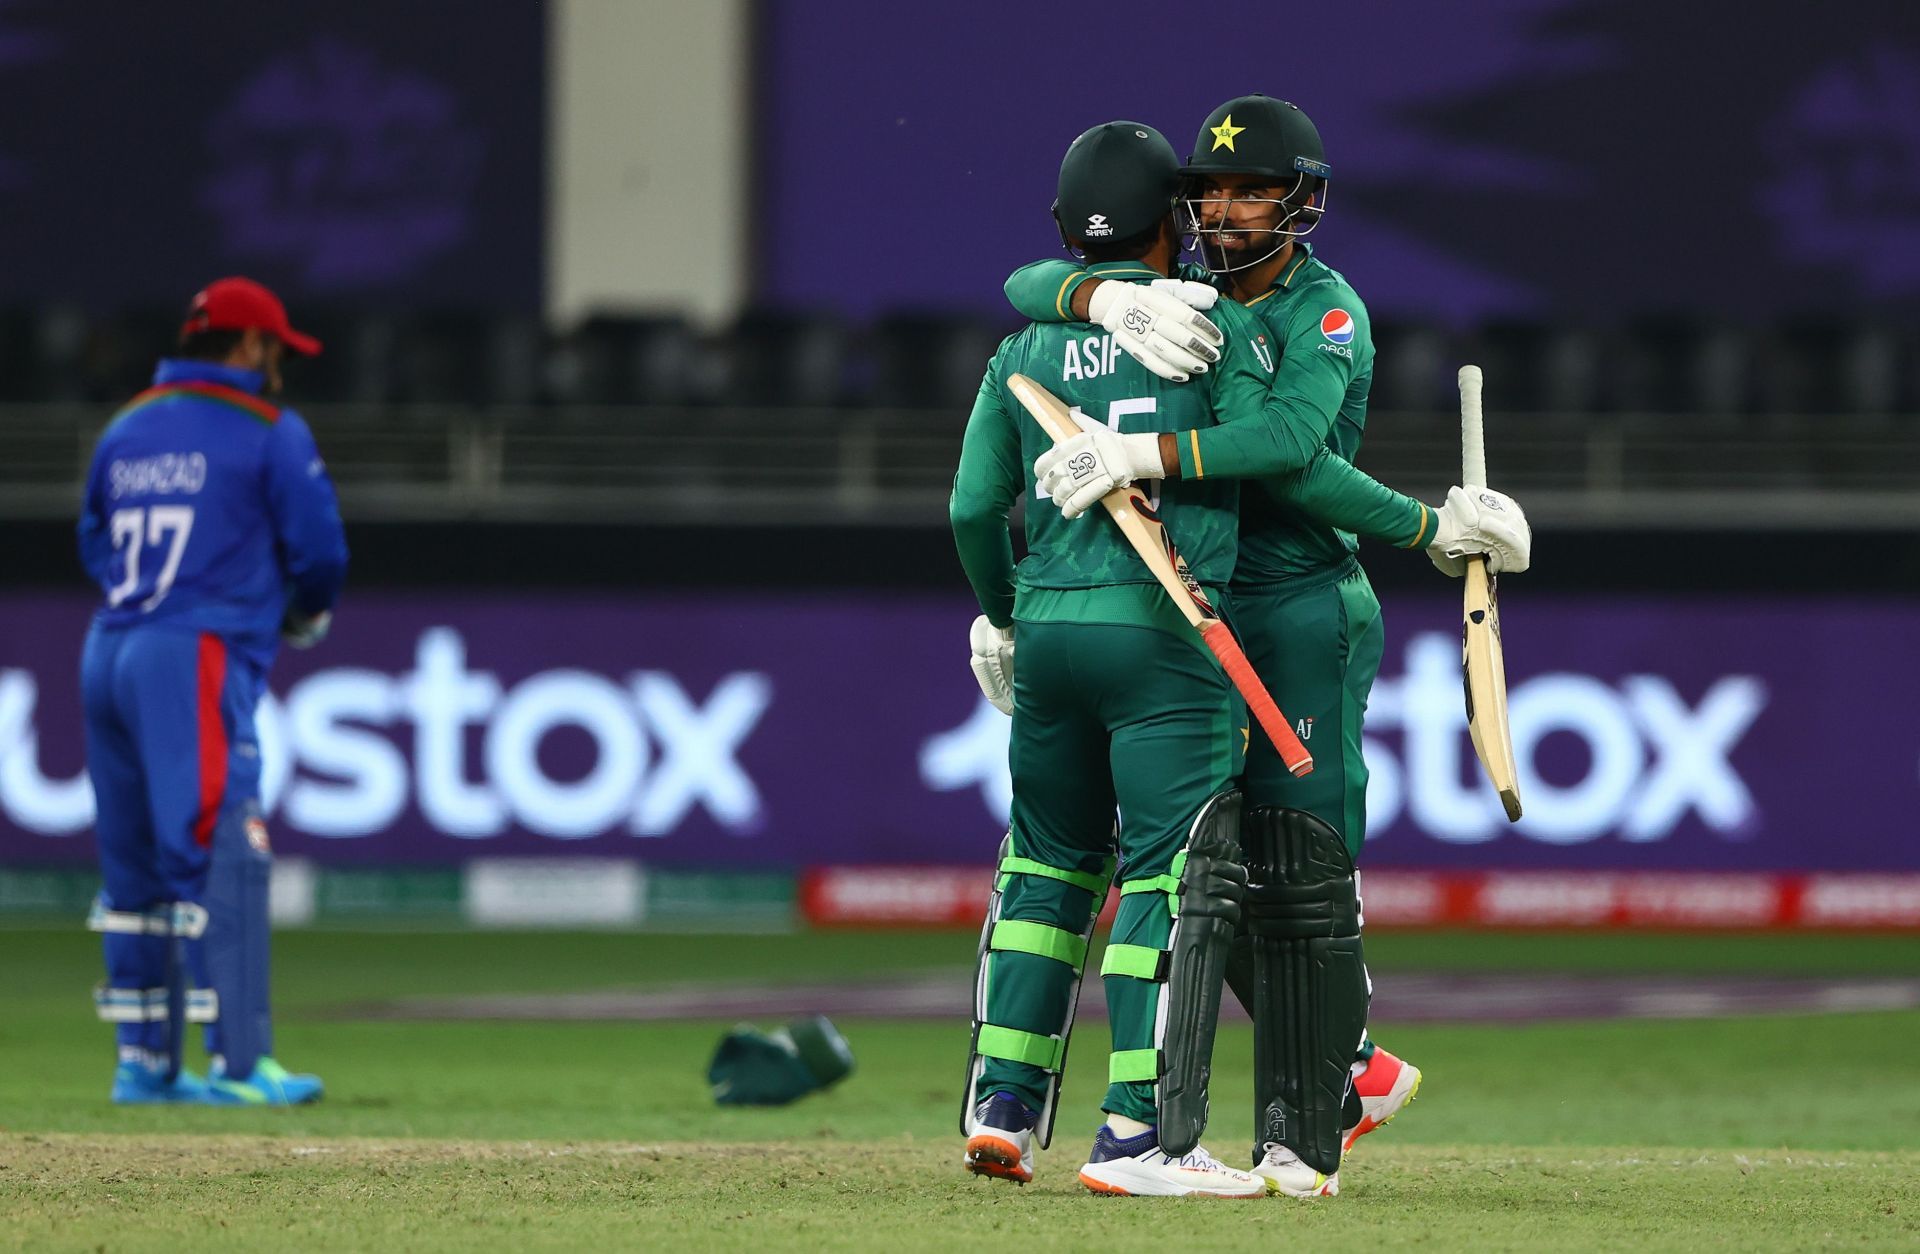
[82,623,273,1075]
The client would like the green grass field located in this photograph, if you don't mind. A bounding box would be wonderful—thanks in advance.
[4,926,1919,1251]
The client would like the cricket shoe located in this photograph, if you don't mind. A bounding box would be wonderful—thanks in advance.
[110,1058,210,1104]
[1343,1046,1423,1154]
[1077,1126,1265,1198]
[1252,1143,1339,1198]
[203,1056,324,1106]
[964,1092,1039,1183]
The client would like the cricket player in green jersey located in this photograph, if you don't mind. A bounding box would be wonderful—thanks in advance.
[1007,95,1532,1197]
[952,119,1268,1199]
[951,120,1520,1199]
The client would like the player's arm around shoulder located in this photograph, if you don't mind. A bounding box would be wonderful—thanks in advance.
[1005,259,1090,324]
[1184,297,1283,452]
[1006,262,1222,382]
[1173,282,1358,481]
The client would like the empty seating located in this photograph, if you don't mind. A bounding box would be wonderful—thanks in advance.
[1466,322,1605,415]
[718,311,849,407]
[1607,316,1758,415]
[868,313,1007,410]
[0,309,43,402]
[547,314,696,406]
[0,305,1905,418]
[1367,320,1456,413]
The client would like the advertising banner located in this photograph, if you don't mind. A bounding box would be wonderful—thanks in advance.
[3,591,1917,873]
[797,867,1920,931]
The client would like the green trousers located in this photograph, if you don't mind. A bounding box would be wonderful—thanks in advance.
[976,616,1242,1124]
[1232,560,1384,861]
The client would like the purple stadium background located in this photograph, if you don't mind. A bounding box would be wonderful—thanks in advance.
[4,592,1915,873]
[760,0,1920,322]
[0,0,545,311]
[1,0,1913,318]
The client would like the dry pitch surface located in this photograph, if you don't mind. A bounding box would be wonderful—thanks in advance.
[3,928,1918,1251]
[7,1134,1916,1252]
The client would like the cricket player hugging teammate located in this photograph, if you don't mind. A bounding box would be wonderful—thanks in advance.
[951,100,1530,1200]
[78,277,346,1106]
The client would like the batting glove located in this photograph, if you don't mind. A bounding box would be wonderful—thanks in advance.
[1032,412,1166,521]
[282,608,333,649]
[1429,485,1532,576]
[968,615,1015,715]
[1087,279,1223,383]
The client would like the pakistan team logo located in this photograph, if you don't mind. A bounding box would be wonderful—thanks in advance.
[1251,334,1275,373]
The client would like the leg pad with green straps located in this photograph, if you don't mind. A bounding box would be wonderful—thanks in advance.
[961,834,1112,1150]
[1153,789,1247,1156]
[1227,806,1369,1176]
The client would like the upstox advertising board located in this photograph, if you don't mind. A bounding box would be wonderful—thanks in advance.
[3,592,1916,873]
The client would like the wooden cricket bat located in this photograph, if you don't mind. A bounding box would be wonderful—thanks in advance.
[1005,373,1312,778]
[1457,365,1523,821]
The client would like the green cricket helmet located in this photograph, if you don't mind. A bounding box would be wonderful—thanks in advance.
[1178,95,1331,273]
[1052,120,1181,249]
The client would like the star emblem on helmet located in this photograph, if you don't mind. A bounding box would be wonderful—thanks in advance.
[1209,115,1245,152]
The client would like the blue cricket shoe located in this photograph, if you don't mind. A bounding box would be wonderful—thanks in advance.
[203,1056,325,1106]
[111,1058,211,1104]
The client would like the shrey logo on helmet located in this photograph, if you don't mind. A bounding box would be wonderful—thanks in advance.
[1320,309,1356,345]
[1085,213,1113,238]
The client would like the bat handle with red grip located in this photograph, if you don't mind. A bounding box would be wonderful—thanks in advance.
[1200,619,1312,778]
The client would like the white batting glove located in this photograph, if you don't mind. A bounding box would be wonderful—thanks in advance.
[1148,278,1220,313]
[1428,485,1532,576]
[968,615,1015,715]
[1032,413,1166,521]
[281,608,333,649]
[1086,279,1223,383]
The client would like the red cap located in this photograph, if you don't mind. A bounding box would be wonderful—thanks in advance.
[180,277,322,356]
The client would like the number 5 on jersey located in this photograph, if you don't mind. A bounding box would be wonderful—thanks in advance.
[1068,397,1161,510]
[1008,373,1313,778]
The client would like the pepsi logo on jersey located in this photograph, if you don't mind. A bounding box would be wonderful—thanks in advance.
[1320,308,1355,345]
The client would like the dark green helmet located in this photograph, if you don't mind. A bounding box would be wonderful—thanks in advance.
[1052,121,1181,246]
[1178,94,1330,183]
[1179,95,1331,273]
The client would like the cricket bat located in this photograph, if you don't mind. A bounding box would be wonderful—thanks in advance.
[1457,365,1523,821]
[1005,373,1312,778]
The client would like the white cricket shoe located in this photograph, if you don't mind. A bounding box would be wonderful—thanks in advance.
[1252,1142,1339,1198]
[1077,1126,1265,1198]
[964,1092,1038,1184]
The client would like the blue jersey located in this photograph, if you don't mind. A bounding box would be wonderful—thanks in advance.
[77,359,348,670]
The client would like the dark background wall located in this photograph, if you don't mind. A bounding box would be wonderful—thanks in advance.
[0,0,544,313]
[759,0,1920,324]
[9,520,1920,595]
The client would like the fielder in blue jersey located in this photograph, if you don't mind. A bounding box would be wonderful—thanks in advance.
[77,277,347,1105]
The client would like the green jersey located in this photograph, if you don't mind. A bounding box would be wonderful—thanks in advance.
[1003,243,1432,583]
[951,261,1265,629]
